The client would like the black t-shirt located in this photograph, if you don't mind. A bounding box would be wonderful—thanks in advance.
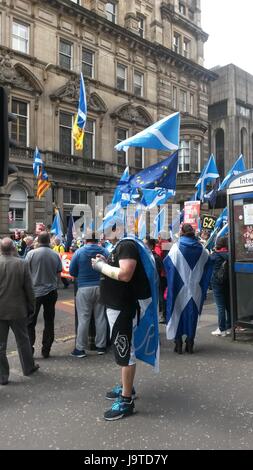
[100,240,151,310]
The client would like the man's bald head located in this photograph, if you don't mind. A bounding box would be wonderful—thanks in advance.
[0,237,17,256]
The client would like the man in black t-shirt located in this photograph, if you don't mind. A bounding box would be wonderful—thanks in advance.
[92,233,151,421]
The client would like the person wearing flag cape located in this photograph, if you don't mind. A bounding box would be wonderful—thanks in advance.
[91,223,159,421]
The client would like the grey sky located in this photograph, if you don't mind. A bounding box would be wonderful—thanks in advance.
[201,0,253,75]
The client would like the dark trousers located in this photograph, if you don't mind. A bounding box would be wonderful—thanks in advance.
[212,282,231,332]
[0,318,35,382]
[28,290,58,353]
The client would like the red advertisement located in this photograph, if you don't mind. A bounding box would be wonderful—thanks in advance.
[60,252,74,279]
[184,201,201,231]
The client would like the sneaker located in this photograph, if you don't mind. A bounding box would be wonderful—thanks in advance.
[220,331,227,337]
[106,384,136,401]
[96,348,106,355]
[226,329,232,335]
[211,328,222,336]
[24,363,40,376]
[70,348,87,358]
[104,397,135,421]
[41,350,50,359]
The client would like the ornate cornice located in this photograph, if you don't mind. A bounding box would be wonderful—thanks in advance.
[42,0,217,82]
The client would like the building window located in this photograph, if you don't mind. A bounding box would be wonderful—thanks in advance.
[192,141,201,172]
[117,64,127,91]
[59,111,73,155]
[82,48,94,78]
[63,189,86,205]
[106,2,116,23]
[179,3,186,15]
[137,14,145,38]
[173,86,177,109]
[190,94,194,115]
[117,128,128,166]
[180,90,187,112]
[11,99,28,146]
[135,147,144,169]
[9,185,28,231]
[178,140,190,172]
[12,20,29,54]
[238,105,251,118]
[173,33,181,54]
[134,70,144,97]
[183,38,190,59]
[59,39,72,70]
[84,119,95,159]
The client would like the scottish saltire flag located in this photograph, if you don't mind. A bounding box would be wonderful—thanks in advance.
[72,73,87,150]
[123,237,159,370]
[215,207,228,230]
[115,112,180,152]
[138,213,147,240]
[112,167,131,205]
[154,207,166,239]
[33,147,43,177]
[195,154,220,202]
[141,188,175,209]
[51,209,63,238]
[164,236,213,340]
[219,154,246,190]
[130,152,178,190]
[216,223,228,238]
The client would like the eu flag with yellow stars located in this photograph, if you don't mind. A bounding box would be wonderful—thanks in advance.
[130,151,178,191]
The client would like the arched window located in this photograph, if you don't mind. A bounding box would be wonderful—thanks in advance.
[9,185,28,231]
[215,129,225,179]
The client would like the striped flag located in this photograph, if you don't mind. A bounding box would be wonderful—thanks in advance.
[33,147,51,199]
[37,170,51,199]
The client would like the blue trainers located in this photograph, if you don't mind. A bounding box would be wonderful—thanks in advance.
[106,384,136,400]
[70,348,86,358]
[104,397,135,421]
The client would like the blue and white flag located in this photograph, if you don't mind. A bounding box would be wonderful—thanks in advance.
[219,154,246,191]
[115,112,180,152]
[164,236,213,340]
[195,154,220,202]
[153,207,166,239]
[141,187,175,209]
[33,146,44,178]
[124,237,159,370]
[51,209,63,238]
[214,207,228,230]
[112,166,131,205]
[216,223,228,239]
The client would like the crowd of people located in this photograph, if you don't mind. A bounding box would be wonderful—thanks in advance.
[0,223,231,420]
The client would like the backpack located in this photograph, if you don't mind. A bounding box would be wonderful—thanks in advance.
[215,259,229,284]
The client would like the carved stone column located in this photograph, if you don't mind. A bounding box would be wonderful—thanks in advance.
[124,0,139,34]
[90,0,108,18]
[150,0,163,45]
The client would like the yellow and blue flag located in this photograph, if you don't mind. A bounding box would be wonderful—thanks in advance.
[72,72,87,151]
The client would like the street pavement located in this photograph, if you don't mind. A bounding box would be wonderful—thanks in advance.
[1,285,253,450]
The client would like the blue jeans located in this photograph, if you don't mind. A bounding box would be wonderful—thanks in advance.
[211,282,231,332]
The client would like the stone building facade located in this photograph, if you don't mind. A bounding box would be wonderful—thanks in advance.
[209,64,253,180]
[0,0,216,235]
